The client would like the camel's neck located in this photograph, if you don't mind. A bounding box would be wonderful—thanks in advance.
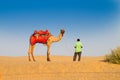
[50,33,63,43]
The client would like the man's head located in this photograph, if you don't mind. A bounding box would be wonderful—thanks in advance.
[77,38,80,41]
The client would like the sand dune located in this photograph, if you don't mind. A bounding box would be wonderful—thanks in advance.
[0,55,120,80]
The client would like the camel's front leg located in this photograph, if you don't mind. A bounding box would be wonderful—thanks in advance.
[47,45,51,61]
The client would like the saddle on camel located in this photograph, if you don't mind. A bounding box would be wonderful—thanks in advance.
[30,29,52,45]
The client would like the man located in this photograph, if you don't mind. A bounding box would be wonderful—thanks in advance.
[73,38,83,61]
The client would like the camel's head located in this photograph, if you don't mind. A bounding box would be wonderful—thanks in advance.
[60,29,65,36]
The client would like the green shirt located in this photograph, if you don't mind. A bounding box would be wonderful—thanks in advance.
[74,41,83,52]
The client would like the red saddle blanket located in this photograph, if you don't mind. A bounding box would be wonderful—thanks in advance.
[30,30,52,45]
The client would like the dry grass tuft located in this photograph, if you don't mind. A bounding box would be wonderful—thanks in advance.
[105,46,120,64]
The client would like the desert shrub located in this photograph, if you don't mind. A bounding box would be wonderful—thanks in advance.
[105,46,120,64]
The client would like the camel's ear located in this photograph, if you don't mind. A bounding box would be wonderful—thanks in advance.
[61,29,65,36]
[61,29,65,33]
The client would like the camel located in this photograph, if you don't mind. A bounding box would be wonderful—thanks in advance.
[28,29,65,61]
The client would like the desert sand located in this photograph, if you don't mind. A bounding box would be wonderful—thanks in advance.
[0,55,120,80]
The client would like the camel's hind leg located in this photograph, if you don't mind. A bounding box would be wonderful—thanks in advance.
[28,44,36,61]
[28,44,32,61]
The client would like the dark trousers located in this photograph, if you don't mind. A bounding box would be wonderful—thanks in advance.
[73,52,82,61]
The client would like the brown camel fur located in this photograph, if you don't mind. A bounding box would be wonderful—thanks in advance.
[28,29,65,61]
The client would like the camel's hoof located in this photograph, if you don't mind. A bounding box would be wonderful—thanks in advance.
[47,60,51,62]
[29,59,31,62]
[33,60,36,62]
[47,58,51,61]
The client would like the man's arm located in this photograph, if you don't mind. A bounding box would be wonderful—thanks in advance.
[74,43,76,48]
[81,46,83,48]
[81,42,83,48]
